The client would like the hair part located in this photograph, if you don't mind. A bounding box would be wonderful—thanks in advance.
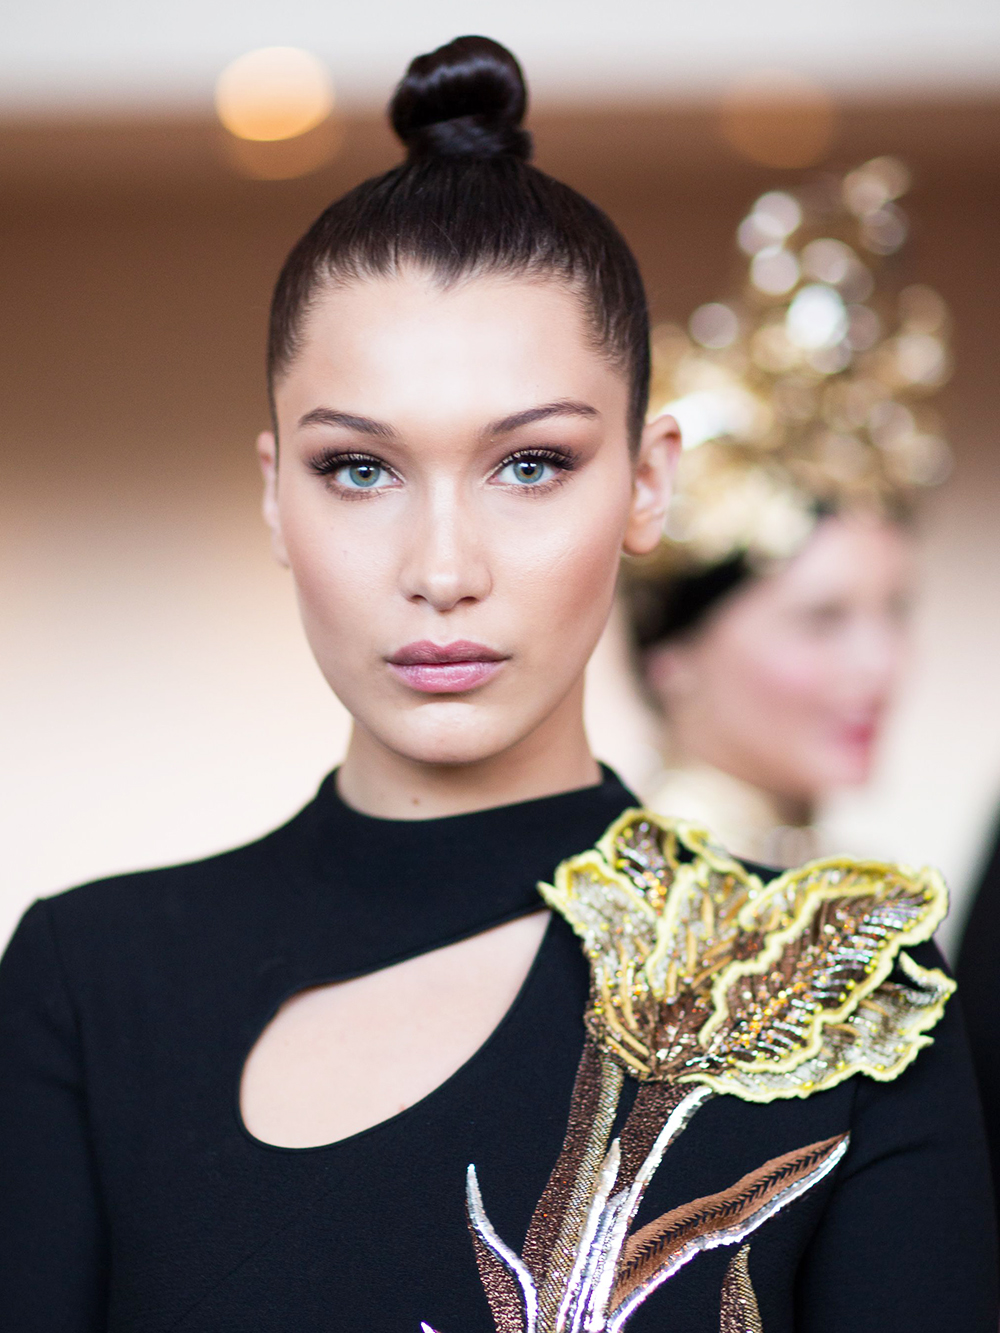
[267,36,650,448]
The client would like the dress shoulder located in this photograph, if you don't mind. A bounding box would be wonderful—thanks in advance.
[27,793,315,935]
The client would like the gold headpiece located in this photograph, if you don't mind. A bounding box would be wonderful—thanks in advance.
[642,157,951,577]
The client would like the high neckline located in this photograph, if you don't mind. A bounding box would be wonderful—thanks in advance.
[293,763,637,973]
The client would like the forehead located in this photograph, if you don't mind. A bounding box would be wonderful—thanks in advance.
[787,516,912,587]
[749,515,914,612]
[279,268,626,423]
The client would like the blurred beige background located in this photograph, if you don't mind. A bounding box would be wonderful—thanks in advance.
[3,1,1000,956]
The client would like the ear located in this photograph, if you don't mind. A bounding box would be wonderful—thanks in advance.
[623,412,681,557]
[256,430,290,567]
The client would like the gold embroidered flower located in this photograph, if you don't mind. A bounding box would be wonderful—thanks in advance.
[538,809,952,1100]
[425,810,954,1333]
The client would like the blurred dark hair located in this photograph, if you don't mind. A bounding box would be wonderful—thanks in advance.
[625,556,753,649]
[266,35,650,445]
[626,501,916,650]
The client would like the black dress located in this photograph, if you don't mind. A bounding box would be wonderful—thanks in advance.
[957,805,1000,1238]
[0,768,995,1332]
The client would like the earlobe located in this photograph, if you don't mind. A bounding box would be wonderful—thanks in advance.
[622,412,681,557]
[256,430,290,568]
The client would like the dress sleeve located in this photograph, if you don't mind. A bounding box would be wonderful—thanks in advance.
[957,810,1000,1229]
[0,899,108,1332]
[794,941,999,1331]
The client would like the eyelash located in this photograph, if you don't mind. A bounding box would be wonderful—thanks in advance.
[497,447,577,492]
[307,446,578,494]
[308,449,393,479]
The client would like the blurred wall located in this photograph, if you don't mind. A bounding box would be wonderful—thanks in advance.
[6,0,1000,109]
[2,100,999,953]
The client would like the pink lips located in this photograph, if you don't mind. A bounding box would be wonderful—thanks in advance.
[838,719,879,758]
[386,640,508,694]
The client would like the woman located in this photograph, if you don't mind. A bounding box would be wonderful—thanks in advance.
[0,37,994,1333]
[627,510,914,866]
[623,168,950,866]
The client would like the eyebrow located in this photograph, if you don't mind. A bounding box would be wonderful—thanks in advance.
[296,399,599,442]
[296,407,397,440]
[485,399,600,436]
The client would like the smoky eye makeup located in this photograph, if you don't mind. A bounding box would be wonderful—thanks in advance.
[304,441,581,496]
[308,447,365,476]
[306,448,399,494]
[490,445,580,492]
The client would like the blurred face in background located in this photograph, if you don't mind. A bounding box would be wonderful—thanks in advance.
[644,515,915,810]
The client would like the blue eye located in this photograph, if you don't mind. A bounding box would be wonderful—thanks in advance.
[338,461,384,489]
[499,456,556,486]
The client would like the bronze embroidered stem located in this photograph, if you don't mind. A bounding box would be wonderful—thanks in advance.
[471,1228,529,1333]
[719,1246,763,1333]
[527,1042,624,1325]
[615,1080,694,1195]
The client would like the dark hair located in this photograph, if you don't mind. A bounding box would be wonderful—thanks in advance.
[625,499,914,650]
[625,556,753,649]
[267,35,650,445]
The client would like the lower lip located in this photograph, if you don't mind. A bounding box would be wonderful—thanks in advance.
[388,660,506,694]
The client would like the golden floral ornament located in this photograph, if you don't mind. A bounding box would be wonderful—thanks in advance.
[421,810,953,1333]
[635,156,953,580]
[538,808,952,1099]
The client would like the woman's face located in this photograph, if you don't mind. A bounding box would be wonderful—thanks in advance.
[647,515,915,804]
[261,269,674,772]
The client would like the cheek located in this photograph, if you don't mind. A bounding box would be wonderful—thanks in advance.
[277,492,390,657]
[508,520,619,622]
[726,640,875,784]
[751,646,831,711]
[709,635,834,729]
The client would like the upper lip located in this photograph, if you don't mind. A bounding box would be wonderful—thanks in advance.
[387,640,507,665]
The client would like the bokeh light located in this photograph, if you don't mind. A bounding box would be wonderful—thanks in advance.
[719,69,836,169]
[843,157,911,215]
[689,303,740,349]
[221,118,344,181]
[786,284,849,350]
[215,47,334,143]
[750,246,800,295]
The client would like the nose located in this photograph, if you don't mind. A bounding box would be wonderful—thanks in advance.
[843,611,908,698]
[398,481,492,613]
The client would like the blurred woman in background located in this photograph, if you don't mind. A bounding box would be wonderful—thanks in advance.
[627,510,915,867]
[624,167,951,867]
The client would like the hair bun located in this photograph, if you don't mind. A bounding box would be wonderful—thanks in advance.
[390,36,532,163]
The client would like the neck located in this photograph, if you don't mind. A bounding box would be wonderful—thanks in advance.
[336,683,601,820]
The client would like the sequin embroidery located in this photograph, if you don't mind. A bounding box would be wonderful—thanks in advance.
[422,809,952,1333]
[719,1246,763,1333]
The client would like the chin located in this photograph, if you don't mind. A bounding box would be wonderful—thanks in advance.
[379,704,531,770]
[824,749,876,789]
